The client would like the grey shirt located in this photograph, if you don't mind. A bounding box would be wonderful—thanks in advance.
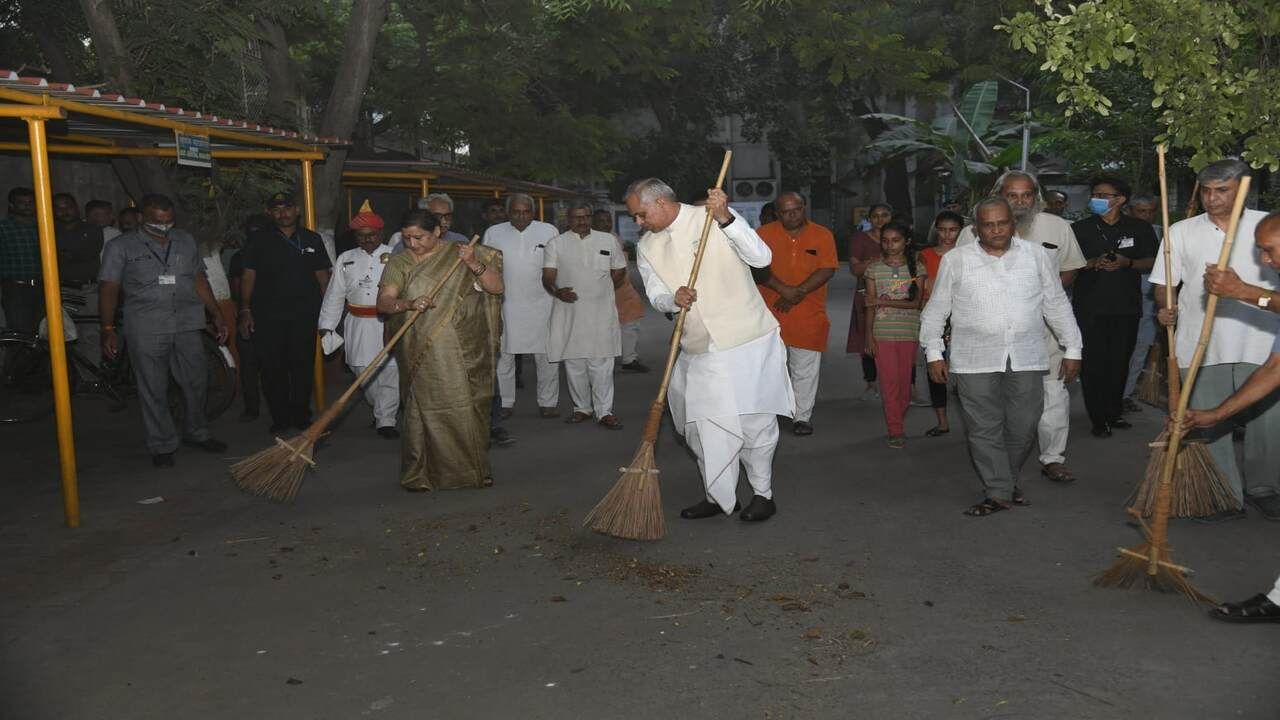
[99,228,206,335]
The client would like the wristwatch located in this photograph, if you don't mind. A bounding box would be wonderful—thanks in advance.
[1260,293,1272,309]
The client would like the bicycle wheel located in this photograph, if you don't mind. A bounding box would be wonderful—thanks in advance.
[202,335,236,420]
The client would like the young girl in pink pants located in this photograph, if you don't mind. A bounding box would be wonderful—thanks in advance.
[863,222,925,448]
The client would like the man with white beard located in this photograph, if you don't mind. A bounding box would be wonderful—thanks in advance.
[958,170,1087,484]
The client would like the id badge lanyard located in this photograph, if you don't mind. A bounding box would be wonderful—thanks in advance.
[149,235,176,285]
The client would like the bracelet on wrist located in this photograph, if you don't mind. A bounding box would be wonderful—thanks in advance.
[239,308,252,315]
[102,324,116,331]
[470,263,486,276]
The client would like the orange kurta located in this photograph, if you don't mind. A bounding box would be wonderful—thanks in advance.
[756,221,839,352]
[612,234,646,324]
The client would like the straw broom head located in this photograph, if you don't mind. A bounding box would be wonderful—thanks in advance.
[1093,540,1215,603]
[1128,432,1238,518]
[584,440,665,540]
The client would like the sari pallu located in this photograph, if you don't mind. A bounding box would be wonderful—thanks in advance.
[382,244,502,490]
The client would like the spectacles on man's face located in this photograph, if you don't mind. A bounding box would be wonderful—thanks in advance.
[1091,192,1121,199]
[431,212,453,220]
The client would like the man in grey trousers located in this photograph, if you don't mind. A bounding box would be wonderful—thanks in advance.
[99,194,229,468]
[921,198,1083,516]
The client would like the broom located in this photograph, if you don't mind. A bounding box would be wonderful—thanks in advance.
[1127,146,1234,518]
[1134,340,1165,408]
[583,150,733,540]
[1096,173,1252,600]
[230,235,481,502]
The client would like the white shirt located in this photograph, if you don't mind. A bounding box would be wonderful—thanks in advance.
[920,237,1083,373]
[317,243,394,367]
[958,212,1086,273]
[544,229,627,361]
[1150,210,1278,366]
[484,220,559,354]
[202,252,231,301]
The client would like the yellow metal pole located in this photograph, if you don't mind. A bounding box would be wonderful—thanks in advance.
[420,178,429,199]
[538,196,545,221]
[300,159,326,411]
[27,117,80,528]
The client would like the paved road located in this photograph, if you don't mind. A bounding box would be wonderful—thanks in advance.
[2,273,1276,719]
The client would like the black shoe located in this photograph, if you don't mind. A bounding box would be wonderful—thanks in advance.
[793,421,813,436]
[376,426,400,439]
[739,495,776,522]
[490,427,515,447]
[1091,423,1112,438]
[1246,494,1280,521]
[1122,397,1143,413]
[238,410,259,423]
[152,452,175,468]
[1191,508,1247,524]
[680,499,738,519]
[269,422,290,434]
[1109,418,1133,430]
[182,437,227,453]
[620,361,650,373]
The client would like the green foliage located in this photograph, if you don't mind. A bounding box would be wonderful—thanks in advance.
[1001,0,1280,170]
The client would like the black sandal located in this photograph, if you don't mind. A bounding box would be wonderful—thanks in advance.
[925,426,950,437]
[1012,488,1030,506]
[964,498,1010,517]
[1209,594,1280,623]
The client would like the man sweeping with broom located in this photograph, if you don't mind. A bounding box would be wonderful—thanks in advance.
[1152,160,1280,523]
[626,179,794,523]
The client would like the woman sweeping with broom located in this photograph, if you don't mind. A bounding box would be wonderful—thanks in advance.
[377,210,504,491]
[622,179,794,523]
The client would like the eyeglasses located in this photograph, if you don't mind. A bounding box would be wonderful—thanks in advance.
[1091,192,1121,199]
[431,212,453,220]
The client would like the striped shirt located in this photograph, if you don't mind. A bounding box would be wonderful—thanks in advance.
[867,259,921,341]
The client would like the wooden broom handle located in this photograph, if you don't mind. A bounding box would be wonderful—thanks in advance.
[1156,146,1181,411]
[641,150,734,442]
[1148,175,1251,574]
[317,235,481,425]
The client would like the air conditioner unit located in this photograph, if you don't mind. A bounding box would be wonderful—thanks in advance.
[733,179,778,202]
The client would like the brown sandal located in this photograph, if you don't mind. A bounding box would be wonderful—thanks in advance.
[565,411,592,424]
[964,498,1011,517]
[598,414,624,431]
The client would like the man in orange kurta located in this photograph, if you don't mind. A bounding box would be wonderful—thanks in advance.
[594,209,648,372]
[756,192,839,435]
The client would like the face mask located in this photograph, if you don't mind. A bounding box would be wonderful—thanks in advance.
[145,222,173,234]
[1088,198,1112,215]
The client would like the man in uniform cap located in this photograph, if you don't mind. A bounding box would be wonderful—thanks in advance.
[238,191,332,433]
[318,200,400,438]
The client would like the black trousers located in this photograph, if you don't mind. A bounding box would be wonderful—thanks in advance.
[1078,313,1139,427]
[238,334,262,415]
[1,280,44,334]
[255,314,315,426]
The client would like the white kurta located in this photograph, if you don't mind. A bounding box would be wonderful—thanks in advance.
[637,212,794,513]
[484,220,559,354]
[318,243,394,367]
[544,229,627,362]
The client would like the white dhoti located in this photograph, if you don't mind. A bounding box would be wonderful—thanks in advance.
[1037,325,1070,466]
[497,351,559,408]
[351,358,399,428]
[669,329,795,513]
[786,346,822,423]
[564,357,614,416]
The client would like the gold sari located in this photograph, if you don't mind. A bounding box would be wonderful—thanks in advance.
[381,243,502,490]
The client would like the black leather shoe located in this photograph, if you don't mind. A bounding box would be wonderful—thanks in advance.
[376,426,400,439]
[1109,418,1133,430]
[152,452,175,468]
[680,499,738,519]
[1090,423,1112,438]
[182,437,227,453]
[793,421,814,436]
[739,495,776,522]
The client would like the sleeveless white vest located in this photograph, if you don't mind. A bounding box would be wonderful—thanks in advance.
[638,204,777,354]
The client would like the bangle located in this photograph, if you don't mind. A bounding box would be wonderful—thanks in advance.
[239,308,252,315]
[470,263,486,276]
[102,324,116,331]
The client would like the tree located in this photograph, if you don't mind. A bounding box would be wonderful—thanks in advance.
[1001,0,1280,170]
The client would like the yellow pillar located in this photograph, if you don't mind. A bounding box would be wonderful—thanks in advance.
[300,159,325,411]
[538,197,545,221]
[29,117,80,528]
[420,177,429,198]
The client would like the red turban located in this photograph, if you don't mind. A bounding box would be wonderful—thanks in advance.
[349,199,384,231]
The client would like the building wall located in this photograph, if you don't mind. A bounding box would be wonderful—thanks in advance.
[0,155,134,214]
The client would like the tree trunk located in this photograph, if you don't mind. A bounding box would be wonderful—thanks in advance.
[257,17,302,126]
[313,0,390,231]
[23,1,79,81]
[77,0,182,212]
[77,0,132,92]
